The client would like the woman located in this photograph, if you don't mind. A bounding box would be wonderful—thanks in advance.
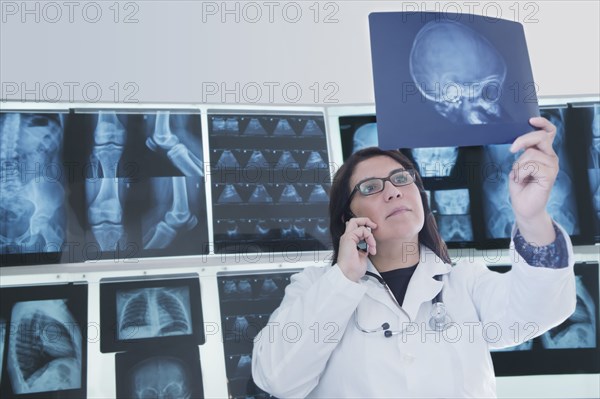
[252,117,576,398]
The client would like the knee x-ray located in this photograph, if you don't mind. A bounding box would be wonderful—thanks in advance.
[0,113,66,256]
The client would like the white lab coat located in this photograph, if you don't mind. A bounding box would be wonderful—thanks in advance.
[252,224,577,398]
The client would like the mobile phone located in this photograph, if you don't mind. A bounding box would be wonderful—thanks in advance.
[357,227,371,253]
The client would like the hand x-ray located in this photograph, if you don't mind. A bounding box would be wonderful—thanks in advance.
[369,12,538,149]
[115,346,203,399]
[0,112,66,257]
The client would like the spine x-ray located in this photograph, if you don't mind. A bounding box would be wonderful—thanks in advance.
[430,189,474,242]
[481,107,580,240]
[116,287,192,341]
[6,299,82,394]
[209,114,331,253]
[0,113,66,256]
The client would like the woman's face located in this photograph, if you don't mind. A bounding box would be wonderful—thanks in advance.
[348,156,425,243]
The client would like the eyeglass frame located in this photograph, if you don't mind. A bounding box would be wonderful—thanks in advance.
[343,168,417,213]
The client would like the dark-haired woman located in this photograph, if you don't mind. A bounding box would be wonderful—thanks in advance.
[252,117,576,398]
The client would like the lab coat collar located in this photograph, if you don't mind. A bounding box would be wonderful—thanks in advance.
[362,244,452,321]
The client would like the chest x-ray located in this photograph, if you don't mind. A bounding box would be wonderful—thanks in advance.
[7,300,82,394]
[369,12,538,148]
[0,113,66,255]
[431,189,473,242]
[116,287,192,341]
[481,109,579,239]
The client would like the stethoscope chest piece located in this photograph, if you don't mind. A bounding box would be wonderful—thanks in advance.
[428,301,451,331]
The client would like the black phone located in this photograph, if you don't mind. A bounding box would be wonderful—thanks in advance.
[357,226,371,253]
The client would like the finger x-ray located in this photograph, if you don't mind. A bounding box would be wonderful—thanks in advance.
[0,283,87,397]
[430,189,473,242]
[115,346,203,399]
[100,275,204,353]
[490,263,600,376]
[369,12,539,149]
[209,113,331,253]
[0,112,66,257]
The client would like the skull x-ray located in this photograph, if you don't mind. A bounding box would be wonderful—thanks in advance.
[116,348,203,399]
[209,114,331,253]
[338,116,378,161]
[369,12,539,148]
[482,107,580,240]
[431,189,473,242]
[410,147,459,177]
[116,287,192,341]
[7,300,82,394]
[0,113,66,256]
[409,20,507,125]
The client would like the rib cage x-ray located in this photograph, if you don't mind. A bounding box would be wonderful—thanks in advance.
[116,287,192,341]
[541,275,597,349]
[7,300,82,394]
[410,147,459,177]
[432,189,473,241]
[0,113,66,255]
[128,357,192,399]
[409,20,507,125]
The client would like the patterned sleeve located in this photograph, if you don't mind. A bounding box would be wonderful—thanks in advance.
[513,222,569,269]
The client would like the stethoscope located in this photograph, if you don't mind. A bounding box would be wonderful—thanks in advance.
[354,271,451,337]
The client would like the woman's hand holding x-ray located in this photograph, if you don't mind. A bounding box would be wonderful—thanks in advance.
[338,217,377,282]
[508,116,559,245]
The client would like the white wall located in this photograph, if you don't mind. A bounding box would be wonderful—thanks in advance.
[1,1,598,105]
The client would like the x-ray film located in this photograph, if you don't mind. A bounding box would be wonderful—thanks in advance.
[0,283,87,398]
[369,12,539,148]
[0,112,67,258]
[100,274,204,353]
[338,115,378,161]
[209,113,331,253]
[218,271,297,398]
[430,189,474,242]
[490,263,600,376]
[115,345,203,399]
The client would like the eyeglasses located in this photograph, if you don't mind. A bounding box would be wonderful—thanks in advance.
[345,168,416,208]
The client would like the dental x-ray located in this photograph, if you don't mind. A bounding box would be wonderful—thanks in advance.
[209,114,331,253]
[0,112,67,259]
[100,274,204,353]
[490,263,599,376]
[369,12,539,148]
[115,345,203,399]
[0,283,87,398]
[218,271,296,398]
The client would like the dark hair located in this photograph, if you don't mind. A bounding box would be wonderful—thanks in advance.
[328,147,451,265]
